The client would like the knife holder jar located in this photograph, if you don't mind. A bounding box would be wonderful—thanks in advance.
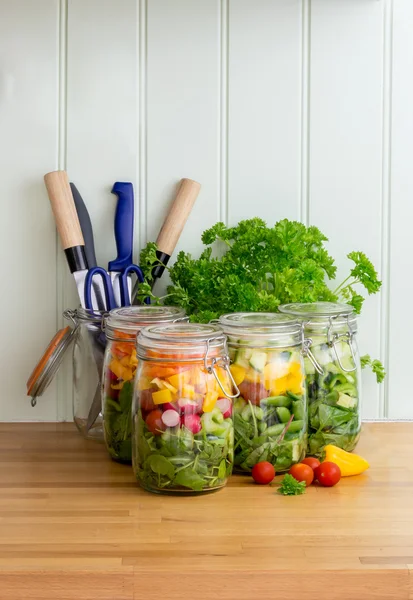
[67,308,107,442]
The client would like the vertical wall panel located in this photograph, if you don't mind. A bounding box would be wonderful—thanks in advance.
[145,0,221,290]
[0,0,59,420]
[309,0,384,419]
[388,0,413,418]
[227,0,303,225]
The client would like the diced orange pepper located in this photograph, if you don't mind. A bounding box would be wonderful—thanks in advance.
[152,389,173,405]
[120,355,131,367]
[130,349,139,367]
[202,390,218,413]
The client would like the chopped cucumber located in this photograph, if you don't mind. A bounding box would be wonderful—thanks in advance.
[249,350,268,372]
[304,356,315,375]
[337,393,357,409]
[234,347,253,369]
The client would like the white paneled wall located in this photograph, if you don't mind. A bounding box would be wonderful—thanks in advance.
[1,0,411,421]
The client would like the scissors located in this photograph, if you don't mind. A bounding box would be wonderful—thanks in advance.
[84,264,144,311]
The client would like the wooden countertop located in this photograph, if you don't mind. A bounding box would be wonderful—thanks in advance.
[0,422,412,600]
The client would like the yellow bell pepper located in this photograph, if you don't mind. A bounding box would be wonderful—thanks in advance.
[138,376,151,391]
[152,389,173,405]
[229,364,246,386]
[130,349,139,367]
[286,373,304,395]
[167,370,192,389]
[270,375,289,396]
[202,390,218,412]
[109,358,134,382]
[181,384,196,399]
[324,445,369,476]
[288,361,302,377]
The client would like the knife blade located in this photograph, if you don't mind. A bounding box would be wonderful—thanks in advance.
[108,182,134,306]
[44,171,103,311]
[70,182,105,311]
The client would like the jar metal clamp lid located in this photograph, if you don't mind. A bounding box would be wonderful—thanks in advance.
[279,302,357,373]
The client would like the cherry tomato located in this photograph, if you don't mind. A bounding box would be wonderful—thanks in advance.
[140,389,156,412]
[238,381,269,405]
[314,461,341,487]
[145,410,166,436]
[288,463,314,487]
[251,461,276,485]
[301,457,321,472]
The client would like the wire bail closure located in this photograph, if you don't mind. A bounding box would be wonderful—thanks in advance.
[203,337,240,399]
[300,323,324,375]
[327,314,357,373]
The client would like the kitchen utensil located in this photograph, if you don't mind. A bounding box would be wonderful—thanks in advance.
[71,182,106,311]
[151,178,201,285]
[70,183,98,268]
[109,182,134,306]
[44,171,103,311]
[84,264,144,311]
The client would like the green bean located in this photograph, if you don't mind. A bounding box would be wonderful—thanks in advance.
[261,396,291,408]
[276,407,291,423]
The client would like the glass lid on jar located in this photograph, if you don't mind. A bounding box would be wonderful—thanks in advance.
[279,302,356,328]
[218,312,302,348]
[137,323,226,359]
[105,306,187,337]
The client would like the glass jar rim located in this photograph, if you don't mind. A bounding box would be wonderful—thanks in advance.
[137,323,227,360]
[219,312,300,331]
[75,307,106,323]
[105,305,187,336]
[278,302,357,328]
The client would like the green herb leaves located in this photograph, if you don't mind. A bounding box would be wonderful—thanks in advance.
[360,354,386,383]
[279,474,306,496]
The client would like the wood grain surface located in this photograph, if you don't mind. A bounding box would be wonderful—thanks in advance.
[0,422,411,600]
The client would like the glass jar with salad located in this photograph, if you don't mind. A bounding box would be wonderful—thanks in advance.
[278,302,361,457]
[102,306,187,463]
[218,312,308,474]
[132,323,237,494]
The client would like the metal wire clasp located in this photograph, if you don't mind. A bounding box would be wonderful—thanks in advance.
[63,309,78,327]
[327,314,357,373]
[204,337,240,399]
[300,322,324,375]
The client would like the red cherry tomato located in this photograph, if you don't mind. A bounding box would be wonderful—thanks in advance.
[288,463,314,487]
[314,461,341,487]
[140,389,156,412]
[301,457,321,472]
[251,461,276,485]
[145,410,166,436]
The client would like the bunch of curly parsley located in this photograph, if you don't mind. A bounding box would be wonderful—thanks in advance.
[138,218,384,382]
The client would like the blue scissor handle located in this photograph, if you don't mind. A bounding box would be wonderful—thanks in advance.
[84,267,117,311]
[119,264,145,307]
[108,182,134,273]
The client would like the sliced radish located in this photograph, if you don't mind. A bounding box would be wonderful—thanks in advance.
[177,398,199,414]
[163,402,178,412]
[161,409,180,428]
[216,398,232,419]
[181,413,202,434]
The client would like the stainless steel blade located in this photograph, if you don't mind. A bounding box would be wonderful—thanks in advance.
[110,272,132,307]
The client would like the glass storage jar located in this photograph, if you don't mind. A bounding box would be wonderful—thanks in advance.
[132,323,237,494]
[70,308,107,442]
[102,306,187,463]
[219,312,307,473]
[279,302,361,457]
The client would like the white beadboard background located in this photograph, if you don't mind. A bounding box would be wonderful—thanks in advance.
[1,0,411,421]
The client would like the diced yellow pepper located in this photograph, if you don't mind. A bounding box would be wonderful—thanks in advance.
[130,349,139,367]
[181,384,196,399]
[111,381,124,390]
[109,358,134,382]
[167,370,192,389]
[152,389,173,405]
[287,373,304,394]
[216,367,232,395]
[229,364,246,386]
[138,376,151,391]
[120,355,131,367]
[202,390,218,413]
[270,375,289,396]
[289,361,302,377]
